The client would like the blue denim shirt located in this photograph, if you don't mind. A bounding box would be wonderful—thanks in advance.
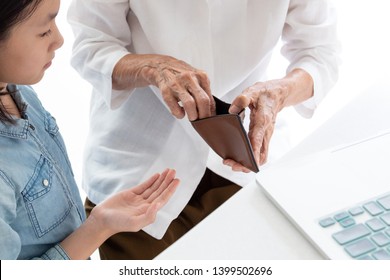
[0,85,86,259]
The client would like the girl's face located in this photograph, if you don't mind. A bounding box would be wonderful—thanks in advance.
[0,0,63,86]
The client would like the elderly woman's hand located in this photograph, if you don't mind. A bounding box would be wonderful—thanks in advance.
[112,54,215,121]
[224,69,314,172]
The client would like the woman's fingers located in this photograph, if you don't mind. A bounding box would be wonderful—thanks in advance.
[127,177,179,231]
[147,171,179,203]
[131,172,162,195]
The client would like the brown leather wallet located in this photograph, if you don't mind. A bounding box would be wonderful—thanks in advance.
[191,96,259,173]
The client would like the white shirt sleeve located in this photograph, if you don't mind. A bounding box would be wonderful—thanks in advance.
[282,0,341,118]
[67,0,132,108]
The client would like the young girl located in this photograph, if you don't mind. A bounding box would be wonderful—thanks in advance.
[0,0,179,260]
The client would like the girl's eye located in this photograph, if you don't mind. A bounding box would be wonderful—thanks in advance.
[40,29,52,38]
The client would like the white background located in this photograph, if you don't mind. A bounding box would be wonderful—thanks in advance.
[35,0,390,217]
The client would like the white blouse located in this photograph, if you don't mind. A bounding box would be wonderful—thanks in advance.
[68,0,340,239]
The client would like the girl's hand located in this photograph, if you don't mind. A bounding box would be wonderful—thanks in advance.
[90,168,180,236]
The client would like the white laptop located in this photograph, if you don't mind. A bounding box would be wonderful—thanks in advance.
[256,82,390,260]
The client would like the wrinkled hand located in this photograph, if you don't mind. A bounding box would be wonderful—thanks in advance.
[90,168,179,236]
[224,80,285,172]
[224,69,314,172]
[113,54,215,121]
[149,56,215,120]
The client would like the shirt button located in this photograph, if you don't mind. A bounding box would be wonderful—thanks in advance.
[42,179,49,187]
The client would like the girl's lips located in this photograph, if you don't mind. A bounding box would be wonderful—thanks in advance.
[44,61,52,70]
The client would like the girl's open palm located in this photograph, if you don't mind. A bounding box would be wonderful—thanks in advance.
[90,168,180,235]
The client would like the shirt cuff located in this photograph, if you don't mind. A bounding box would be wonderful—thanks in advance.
[40,244,70,260]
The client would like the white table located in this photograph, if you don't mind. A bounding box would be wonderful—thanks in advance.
[156,80,390,259]
[157,179,323,259]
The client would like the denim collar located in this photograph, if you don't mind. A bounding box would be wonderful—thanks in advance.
[0,85,29,140]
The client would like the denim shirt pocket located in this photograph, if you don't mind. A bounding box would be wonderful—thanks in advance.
[21,155,73,238]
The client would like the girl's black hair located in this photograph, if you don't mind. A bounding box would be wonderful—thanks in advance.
[0,0,43,124]
[0,0,44,41]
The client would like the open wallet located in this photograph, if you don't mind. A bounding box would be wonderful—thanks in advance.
[191,96,259,173]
